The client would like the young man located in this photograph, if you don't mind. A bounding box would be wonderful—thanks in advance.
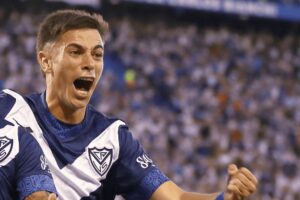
[1,9,257,199]
[0,92,57,200]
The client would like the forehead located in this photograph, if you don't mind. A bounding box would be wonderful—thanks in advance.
[55,28,103,48]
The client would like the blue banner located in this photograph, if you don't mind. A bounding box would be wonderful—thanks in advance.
[122,0,300,22]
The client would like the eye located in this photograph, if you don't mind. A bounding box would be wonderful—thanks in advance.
[70,50,81,56]
[93,52,103,60]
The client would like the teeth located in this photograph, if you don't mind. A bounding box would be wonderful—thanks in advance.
[79,77,94,81]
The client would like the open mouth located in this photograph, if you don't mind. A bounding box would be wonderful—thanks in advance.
[73,77,94,92]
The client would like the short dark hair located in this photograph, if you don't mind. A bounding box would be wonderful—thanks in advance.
[36,9,109,52]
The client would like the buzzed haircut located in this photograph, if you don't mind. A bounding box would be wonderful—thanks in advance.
[36,9,109,52]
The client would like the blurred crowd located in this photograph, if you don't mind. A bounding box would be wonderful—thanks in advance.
[1,4,300,200]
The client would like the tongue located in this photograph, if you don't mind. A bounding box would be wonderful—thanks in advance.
[77,87,87,91]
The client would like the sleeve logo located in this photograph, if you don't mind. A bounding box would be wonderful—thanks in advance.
[88,147,113,176]
[40,154,51,173]
[0,136,13,162]
[136,154,154,169]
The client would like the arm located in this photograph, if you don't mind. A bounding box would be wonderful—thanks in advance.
[25,192,56,200]
[151,164,257,200]
[16,128,57,200]
[150,181,220,200]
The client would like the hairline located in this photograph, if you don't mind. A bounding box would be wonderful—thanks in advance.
[38,27,105,52]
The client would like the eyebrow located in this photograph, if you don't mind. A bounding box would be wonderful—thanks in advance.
[66,43,104,50]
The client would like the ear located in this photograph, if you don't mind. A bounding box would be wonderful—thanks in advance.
[38,51,52,74]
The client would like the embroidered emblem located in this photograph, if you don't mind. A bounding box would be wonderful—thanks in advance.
[88,147,113,176]
[0,136,13,162]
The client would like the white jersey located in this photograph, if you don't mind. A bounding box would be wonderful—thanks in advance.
[1,89,168,200]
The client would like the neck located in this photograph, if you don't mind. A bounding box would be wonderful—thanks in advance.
[45,93,86,124]
[48,104,86,124]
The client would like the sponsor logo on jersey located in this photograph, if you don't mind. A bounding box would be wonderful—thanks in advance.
[88,147,113,176]
[0,136,13,162]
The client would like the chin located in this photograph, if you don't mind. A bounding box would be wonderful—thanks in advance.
[69,98,90,111]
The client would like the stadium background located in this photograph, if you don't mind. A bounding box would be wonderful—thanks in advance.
[1,0,300,199]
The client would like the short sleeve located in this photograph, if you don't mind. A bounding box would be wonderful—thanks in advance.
[15,127,57,200]
[115,125,169,199]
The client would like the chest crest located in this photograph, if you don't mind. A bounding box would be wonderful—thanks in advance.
[88,147,113,176]
[0,136,13,163]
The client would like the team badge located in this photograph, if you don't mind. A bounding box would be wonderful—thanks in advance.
[0,136,13,162]
[88,147,113,176]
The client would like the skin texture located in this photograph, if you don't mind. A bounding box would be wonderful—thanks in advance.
[25,191,56,200]
[37,28,258,200]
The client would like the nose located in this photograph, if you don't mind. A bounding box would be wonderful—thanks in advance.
[81,53,95,71]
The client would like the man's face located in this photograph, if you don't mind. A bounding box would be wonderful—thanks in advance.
[43,28,104,111]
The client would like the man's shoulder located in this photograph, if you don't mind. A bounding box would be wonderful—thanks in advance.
[23,91,42,107]
[0,90,17,115]
[0,89,40,112]
[1,89,28,101]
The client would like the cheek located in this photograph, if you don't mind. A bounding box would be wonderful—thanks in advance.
[96,63,104,77]
[53,63,74,86]
[93,64,103,86]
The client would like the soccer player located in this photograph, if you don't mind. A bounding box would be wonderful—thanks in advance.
[0,93,57,199]
[1,9,257,200]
